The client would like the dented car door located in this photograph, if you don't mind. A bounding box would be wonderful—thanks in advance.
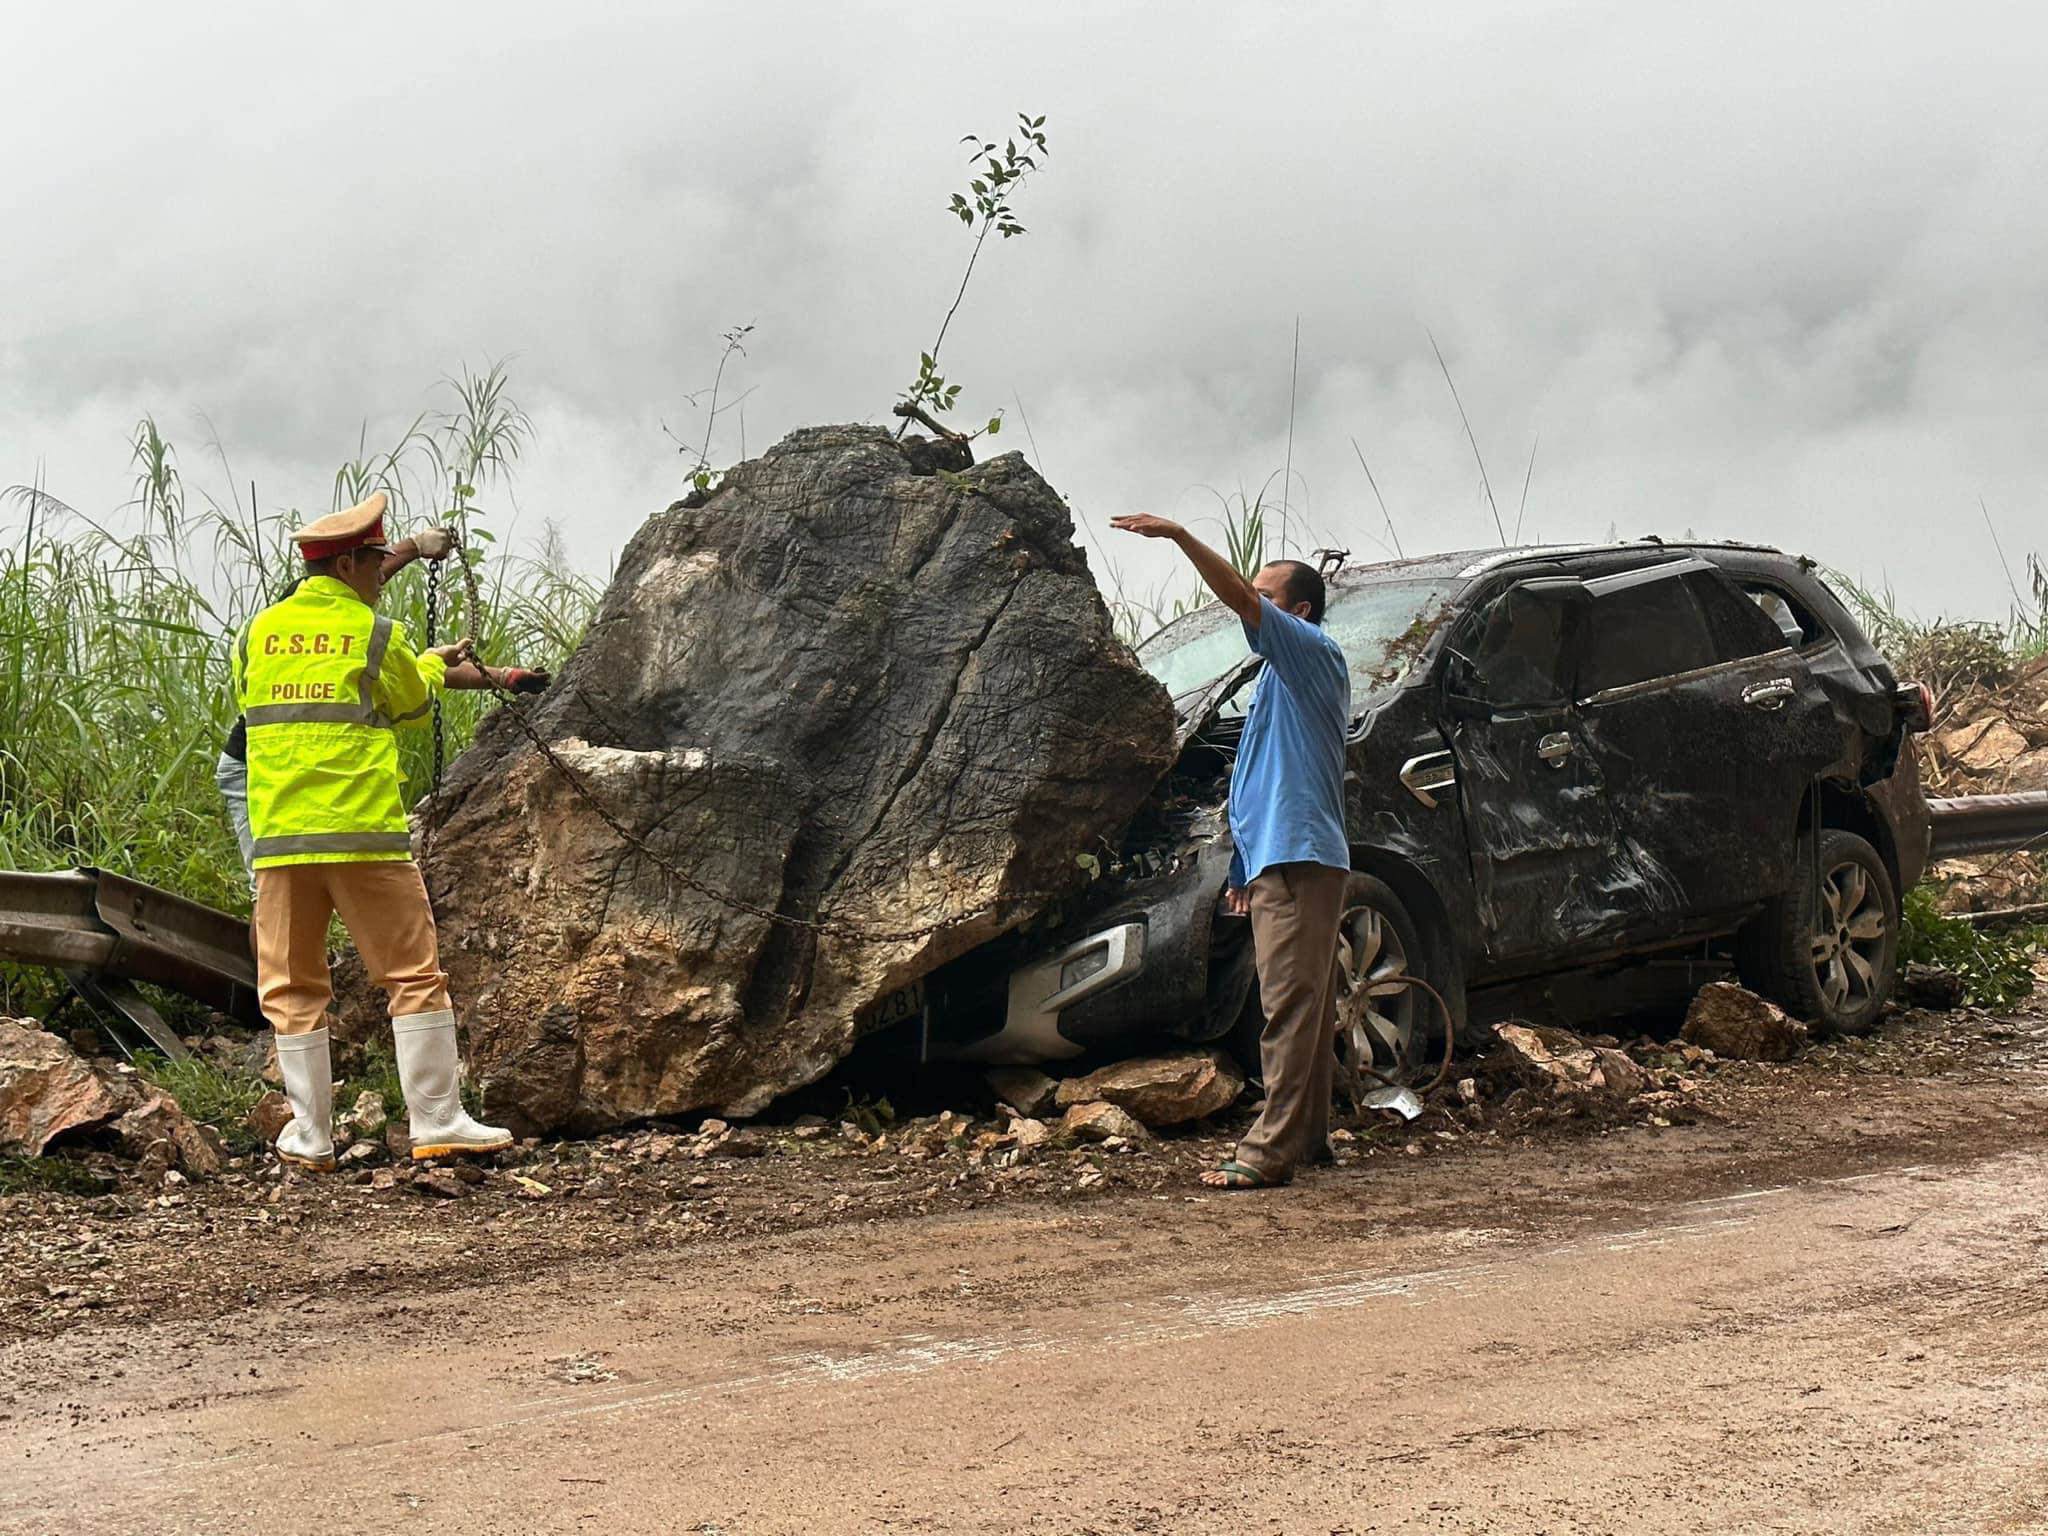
[1575,560,1843,932]
[1443,579,1632,967]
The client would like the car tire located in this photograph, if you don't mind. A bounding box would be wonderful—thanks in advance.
[1738,828,1899,1036]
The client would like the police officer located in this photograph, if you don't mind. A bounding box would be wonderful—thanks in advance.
[235,492,545,1170]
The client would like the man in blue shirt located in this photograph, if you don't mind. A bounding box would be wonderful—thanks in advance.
[1113,513,1351,1189]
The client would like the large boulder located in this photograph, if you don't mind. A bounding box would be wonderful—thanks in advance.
[0,1019,126,1155]
[1052,1050,1246,1127]
[416,426,1177,1132]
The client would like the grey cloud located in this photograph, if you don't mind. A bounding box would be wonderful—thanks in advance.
[5,0,2045,622]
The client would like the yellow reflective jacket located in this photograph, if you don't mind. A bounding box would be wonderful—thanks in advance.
[232,577,448,868]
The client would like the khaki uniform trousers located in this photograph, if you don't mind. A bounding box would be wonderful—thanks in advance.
[254,861,451,1035]
[1235,861,1348,1181]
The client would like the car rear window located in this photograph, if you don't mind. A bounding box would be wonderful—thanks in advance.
[1692,575,1794,661]
[1741,583,1825,646]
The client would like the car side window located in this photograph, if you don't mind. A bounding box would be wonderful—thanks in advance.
[1690,572,1795,662]
[1578,571,1717,696]
[1464,585,1574,708]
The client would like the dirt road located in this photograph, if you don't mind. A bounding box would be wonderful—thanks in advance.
[8,1010,2048,1535]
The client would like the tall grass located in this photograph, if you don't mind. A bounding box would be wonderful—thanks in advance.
[0,365,601,941]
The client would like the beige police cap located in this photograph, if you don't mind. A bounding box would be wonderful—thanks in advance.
[292,491,395,560]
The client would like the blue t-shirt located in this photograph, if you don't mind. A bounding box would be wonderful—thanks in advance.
[1228,597,1352,887]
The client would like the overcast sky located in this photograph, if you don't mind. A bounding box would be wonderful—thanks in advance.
[5,0,2044,622]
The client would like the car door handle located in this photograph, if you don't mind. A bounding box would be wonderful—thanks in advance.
[1742,678,1795,710]
[1537,732,1573,765]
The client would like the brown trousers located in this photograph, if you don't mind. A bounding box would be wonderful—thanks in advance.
[1236,861,1348,1181]
[254,861,450,1035]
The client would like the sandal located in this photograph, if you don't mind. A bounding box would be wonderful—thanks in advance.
[1200,1159,1290,1191]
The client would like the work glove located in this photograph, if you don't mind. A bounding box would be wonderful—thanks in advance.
[502,668,551,695]
[414,527,455,560]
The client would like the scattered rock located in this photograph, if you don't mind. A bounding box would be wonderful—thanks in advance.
[384,1123,414,1160]
[1010,1116,1055,1153]
[338,1142,384,1167]
[343,1091,388,1137]
[400,424,1177,1133]
[1051,1050,1245,1127]
[0,1020,127,1156]
[247,1091,293,1144]
[411,1168,468,1199]
[114,1092,224,1178]
[1681,982,1808,1062]
[1899,963,1967,1012]
[986,1067,1059,1118]
[1058,1102,1151,1144]
[1494,1023,1650,1111]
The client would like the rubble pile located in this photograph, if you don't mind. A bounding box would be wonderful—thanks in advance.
[1921,652,2048,913]
[404,426,1177,1134]
[0,1019,223,1178]
[1920,653,2048,797]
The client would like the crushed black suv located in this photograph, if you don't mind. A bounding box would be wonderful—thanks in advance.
[920,541,1934,1078]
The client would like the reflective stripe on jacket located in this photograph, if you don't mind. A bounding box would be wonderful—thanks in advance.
[232,576,448,869]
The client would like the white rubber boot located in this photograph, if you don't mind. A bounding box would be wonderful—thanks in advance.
[274,1027,336,1171]
[393,1010,512,1159]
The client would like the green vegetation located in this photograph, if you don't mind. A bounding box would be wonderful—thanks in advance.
[1900,886,2042,1011]
[897,112,1049,438]
[134,1052,269,1153]
[0,364,600,1015]
[0,1154,105,1196]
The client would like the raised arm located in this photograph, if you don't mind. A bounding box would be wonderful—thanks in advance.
[1109,514,1262,627]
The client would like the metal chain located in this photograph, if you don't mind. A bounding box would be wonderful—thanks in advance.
[424,559,445,795]
[436,542,1025,947]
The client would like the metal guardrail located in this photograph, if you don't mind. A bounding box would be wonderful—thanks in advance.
[1927,792,2048,863]
[0,868,260,1058]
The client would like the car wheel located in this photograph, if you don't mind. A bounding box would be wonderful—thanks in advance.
[1331,873,1437,1092]
[1739,828,1899,1036]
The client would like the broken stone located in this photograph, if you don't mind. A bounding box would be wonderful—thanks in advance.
[1898,962,1967,1012]
[343,1091,388,1137]
[1943,718,2029,775]
[1058,1101,1151,1144]
[247,1090,293,1144]
[1681,981,1808,1062]
[400,425,1177,1133]
[1493,1023,1650,1110]
[986,1066,1059,1119]
[0,1020,127,1156]
[411,1168,468,1199]
[1051,1050,1245,1127]
[114,1092,224,1178]
[1009,1116,1055,1153]
[338,1141,383,1167]
[384,1123,413,1160]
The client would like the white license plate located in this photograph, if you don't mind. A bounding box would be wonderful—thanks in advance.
[874,979,926,1029]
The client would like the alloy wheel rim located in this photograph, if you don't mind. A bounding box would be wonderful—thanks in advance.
[1335,901,1420,1080]
[1809,859,1888,1013]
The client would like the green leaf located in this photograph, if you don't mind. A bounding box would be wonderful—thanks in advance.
[986,417,1002,435]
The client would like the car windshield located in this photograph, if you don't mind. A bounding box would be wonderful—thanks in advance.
[1136,576,1460,705]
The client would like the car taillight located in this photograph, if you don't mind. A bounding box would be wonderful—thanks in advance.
[1896,681,1933,732]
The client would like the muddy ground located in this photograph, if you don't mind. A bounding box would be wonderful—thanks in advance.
[6,1001,2048,1533]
